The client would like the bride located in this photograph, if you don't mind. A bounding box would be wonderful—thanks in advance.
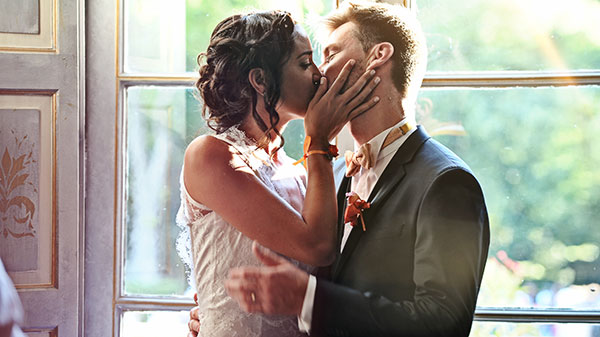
[177,10,379,336]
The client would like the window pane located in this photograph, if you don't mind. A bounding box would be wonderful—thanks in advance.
[124,87,202,296]
[471,321,600,337]
[124,86,304,296]
[124,0,334,74]
[416,86,600,309]
[417,0,600,72]
[121,310,188,337]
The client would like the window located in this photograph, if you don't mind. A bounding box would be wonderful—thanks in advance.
[116,0,336,335]
[114,0,600,336]
[415,0,600,335]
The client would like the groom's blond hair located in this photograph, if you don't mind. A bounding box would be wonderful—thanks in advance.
[322,1,427,102]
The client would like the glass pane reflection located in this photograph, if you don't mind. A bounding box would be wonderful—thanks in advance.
[417,0,600,71]
[121,311,189,337]
[417,86,600,310]
[124,86,202,296]
[123,86,304,296]
[124,0,335,73]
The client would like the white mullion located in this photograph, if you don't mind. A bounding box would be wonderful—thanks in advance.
[119,77,196,87]
[118,0,126,77]
[423,71,600,88]
[115,82,127,303]
[475,309,600,324]
[116,303,194,312]
[115,296,195,308]
[118,72,600,89]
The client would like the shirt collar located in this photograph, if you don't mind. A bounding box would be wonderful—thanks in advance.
[353,119,414,165]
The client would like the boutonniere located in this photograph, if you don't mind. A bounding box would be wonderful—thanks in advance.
[344,192,370,231]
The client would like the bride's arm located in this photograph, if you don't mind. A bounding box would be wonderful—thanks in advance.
[184,61,379,267]
[185,135,338,267]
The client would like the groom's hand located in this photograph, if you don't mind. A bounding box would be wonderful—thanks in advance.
[225,241,309,316]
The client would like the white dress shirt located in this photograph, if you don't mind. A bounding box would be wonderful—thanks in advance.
[298,119,417,334]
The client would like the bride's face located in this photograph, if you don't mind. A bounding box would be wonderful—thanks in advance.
[276,26,322,119]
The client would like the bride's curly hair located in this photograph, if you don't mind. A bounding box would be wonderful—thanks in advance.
[196,11,297,149]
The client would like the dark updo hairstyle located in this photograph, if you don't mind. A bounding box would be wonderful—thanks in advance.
[196,10,297,150]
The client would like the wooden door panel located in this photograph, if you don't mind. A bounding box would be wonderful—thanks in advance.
[0,0,83,336]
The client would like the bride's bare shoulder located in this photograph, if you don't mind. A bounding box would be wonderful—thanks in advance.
[183,135,240,203]
[185,135,230,166]
[185,135,235,178]
[184,134,251,179]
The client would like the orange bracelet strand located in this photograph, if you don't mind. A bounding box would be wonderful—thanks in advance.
[293,136,339,168]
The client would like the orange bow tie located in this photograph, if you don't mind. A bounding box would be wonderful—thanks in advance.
[344,143,373,177]
[344,122,415,177]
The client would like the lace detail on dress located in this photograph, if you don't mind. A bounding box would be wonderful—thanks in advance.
[175,176,213,286]
[175,126,310,337]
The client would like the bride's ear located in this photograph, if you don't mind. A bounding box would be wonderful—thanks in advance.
[248,68,267,96]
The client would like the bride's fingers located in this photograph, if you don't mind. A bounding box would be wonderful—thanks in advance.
[347,95,381,121]
[308,77,327,105]
[328,59,356,95]
[341,69,377,105]
[346,74,381,112]
[188,316,200,334]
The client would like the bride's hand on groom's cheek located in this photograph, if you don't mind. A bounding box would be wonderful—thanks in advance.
[224,242,309,316]
[304,59,381,144]
[187,293,200,337]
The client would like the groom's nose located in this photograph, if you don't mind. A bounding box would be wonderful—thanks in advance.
[318,62,326,75]
[318,63,333,84]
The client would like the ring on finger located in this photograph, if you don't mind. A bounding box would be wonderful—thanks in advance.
[250,292,256,303]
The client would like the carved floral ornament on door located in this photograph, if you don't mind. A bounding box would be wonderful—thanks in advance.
[0,131,37,239]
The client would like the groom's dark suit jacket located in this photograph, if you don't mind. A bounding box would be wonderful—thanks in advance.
[311,126,490,337]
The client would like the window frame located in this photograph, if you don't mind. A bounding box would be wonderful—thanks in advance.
[106,0,600,335]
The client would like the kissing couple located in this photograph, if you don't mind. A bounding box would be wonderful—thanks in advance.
[177,1,490,336]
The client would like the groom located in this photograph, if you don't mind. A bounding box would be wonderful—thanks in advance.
[193,2,490,336]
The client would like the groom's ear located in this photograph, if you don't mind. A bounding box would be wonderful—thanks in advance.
[248,68,267,96]
[365,42,394,71]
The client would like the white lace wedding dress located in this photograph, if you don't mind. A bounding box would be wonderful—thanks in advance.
[176,127,313,337]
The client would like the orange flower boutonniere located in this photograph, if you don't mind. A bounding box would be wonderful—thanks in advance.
[344,192,370,231]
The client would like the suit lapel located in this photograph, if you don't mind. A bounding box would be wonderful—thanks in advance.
[336,174,351,248]
[332,126,431,280]
[321,165,350,280]
[368,126,430,208]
